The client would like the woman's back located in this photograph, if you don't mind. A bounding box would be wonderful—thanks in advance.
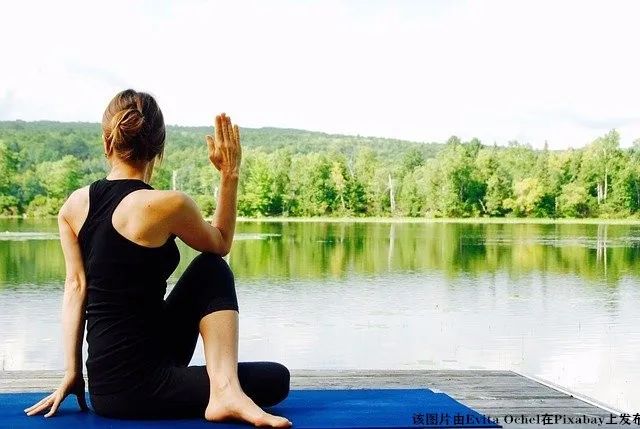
[24,93,291,427]
[77,177,180,395]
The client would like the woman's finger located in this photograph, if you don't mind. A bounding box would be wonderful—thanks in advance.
[233,124,240,146]
[44,396,62,418]
[227,117,235,152]
[234,124,242,164]
[221,113,231,144]
[26,397,53,416]
[215,115,224,143]
[205,135,215,151]
[24,394,52,413]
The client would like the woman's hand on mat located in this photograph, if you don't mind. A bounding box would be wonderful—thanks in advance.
[24,371,88,417]
[206,113,242,177]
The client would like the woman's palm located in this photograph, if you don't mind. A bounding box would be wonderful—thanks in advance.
[206,113,241,175]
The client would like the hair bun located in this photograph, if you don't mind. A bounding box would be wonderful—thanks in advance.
[109,108,145,150]
[102,89,165,163]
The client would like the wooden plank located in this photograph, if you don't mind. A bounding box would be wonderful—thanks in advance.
[0,369,617,421]
[290,369,522,378]
[0,369,522,378]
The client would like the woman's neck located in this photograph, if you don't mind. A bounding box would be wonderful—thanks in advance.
[106,159,152,183]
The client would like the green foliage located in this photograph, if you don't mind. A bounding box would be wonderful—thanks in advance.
[36,155,82,199]
[26,195,64,217]
[557,182,592,217]
[504,178,545,217]
[238,150,287,216]
[193,194,215,217]
[1,121,640,219]
[0,195,19,216]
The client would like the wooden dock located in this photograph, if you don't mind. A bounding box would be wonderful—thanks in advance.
[0,369,623,428]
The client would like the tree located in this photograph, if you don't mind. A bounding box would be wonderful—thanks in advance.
[504,178,545,217]
[36,155,81,200]
[0,141,20,213]
[435,138,485,217]
[557,182,592,217]
[580,129,621,206]
[399,147,425,176]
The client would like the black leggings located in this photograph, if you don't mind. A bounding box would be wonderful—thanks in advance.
[90,252,291,419]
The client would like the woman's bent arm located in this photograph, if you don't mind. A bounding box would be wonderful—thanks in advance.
[165,113,241,256]
[58,207,87,376]
[24,195,88,417]
[165,172,239,256]
[61,277,86,376]
[212,171,239,254]
[209,113,241,252]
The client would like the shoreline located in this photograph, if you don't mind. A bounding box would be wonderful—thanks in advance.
[4,215,640,225]
[231,216,640,225]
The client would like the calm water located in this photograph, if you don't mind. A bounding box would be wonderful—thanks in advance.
[1,219,638,413]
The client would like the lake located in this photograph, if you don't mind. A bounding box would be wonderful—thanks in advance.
[0,218,638,413]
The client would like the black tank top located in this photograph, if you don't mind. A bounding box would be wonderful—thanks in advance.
[78,178,180,395]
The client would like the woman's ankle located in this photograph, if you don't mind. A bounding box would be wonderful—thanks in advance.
[209,372,240,392]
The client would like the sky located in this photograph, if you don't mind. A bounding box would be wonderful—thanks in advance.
[2,0,640,149]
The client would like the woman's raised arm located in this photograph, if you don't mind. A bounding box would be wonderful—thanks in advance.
[24,192,89,417]
[164,113,241,256]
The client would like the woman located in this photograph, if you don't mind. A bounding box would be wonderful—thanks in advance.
[23,89,293,427]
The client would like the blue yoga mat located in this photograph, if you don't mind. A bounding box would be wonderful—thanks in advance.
[0,388,501,428]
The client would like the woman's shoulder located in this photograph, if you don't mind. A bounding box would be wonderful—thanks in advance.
[131,190,206,239]
[127,189,197,223]
[59,185,91,236]
[114,189,199,246]
[141,189,191,209]
[62,177,106,218]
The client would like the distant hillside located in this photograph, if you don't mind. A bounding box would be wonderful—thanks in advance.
[1,121,634,221]
[0,120,442,167]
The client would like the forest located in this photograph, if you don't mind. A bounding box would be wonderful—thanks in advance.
[0,120,638,219]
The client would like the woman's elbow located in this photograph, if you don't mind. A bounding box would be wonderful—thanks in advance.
[216,243,231,257]
[63,277,86,295]
[210,228,231,256]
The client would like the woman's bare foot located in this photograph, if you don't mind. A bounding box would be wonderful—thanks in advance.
[204,374,292,427]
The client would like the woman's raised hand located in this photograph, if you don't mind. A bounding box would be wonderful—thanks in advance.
[206,113,242,177]
[24,371,88,418]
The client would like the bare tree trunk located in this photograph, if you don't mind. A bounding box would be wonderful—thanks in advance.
[604,167,608,202]
[478,199,487,214]
[172,170,177,190]
[346,156,355,177]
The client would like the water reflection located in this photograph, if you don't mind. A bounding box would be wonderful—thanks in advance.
[0,219,638,413]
